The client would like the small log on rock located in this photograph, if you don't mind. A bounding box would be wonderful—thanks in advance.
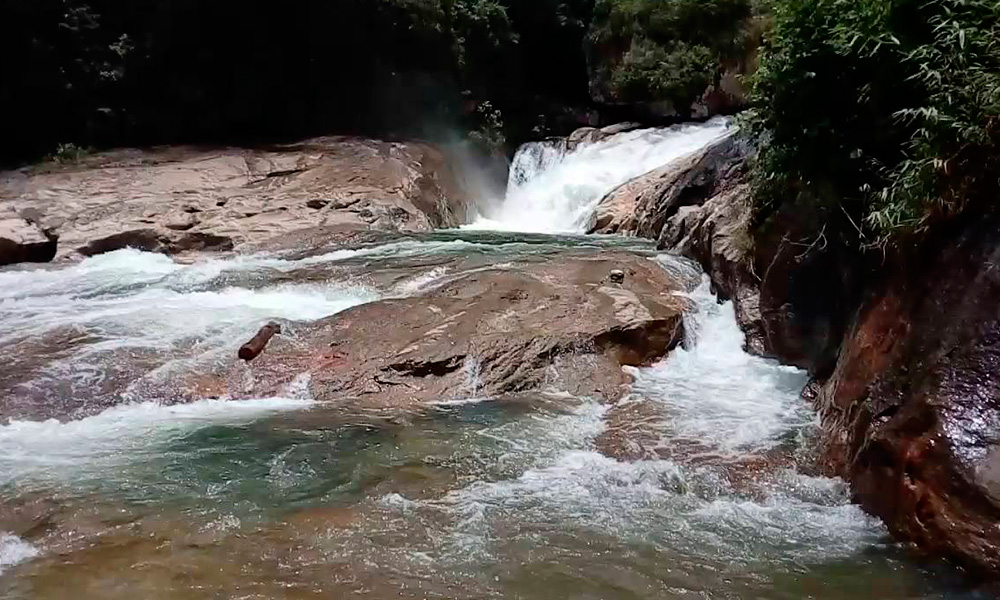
[239,322,282,361]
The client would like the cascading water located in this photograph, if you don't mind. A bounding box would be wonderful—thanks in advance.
[468,117,731,233]
[0,126,976,598]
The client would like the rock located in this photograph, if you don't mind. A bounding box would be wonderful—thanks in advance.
[0,214,58,266]
[239,323,282,362]
[565,122,644,152]
[567,127,601,151]
[599,122,643,137]
[169,232,234,253]
[0,137,476,259]
[817,216,1000,575]
[661,185,767,356]
[597,115,998,574]
[587,133,770,355]
[247,253,691,408]
[589,132,746,237]
[163,211,199,231]
[578,89,998,576]
[76,229,170,257]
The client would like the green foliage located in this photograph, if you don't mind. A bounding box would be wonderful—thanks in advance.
[610,38,716,106]
[48,143,90,164]
[589,0,752,107]
[468,100,508,154]
[748,0,1000,244]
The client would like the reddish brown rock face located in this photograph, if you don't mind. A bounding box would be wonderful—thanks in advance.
[819,217,1000,575]
[587,124,1000,576]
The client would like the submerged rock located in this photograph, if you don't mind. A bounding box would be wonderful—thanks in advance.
[249,253,690,408]
[0,137,473,263]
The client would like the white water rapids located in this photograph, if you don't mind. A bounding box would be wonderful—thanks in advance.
[0,122,969,598]
[468,117,731,233]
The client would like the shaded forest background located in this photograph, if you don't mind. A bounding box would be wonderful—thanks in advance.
[0,0,757,165]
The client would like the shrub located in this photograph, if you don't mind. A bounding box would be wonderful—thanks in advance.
[589,0,753,108]
[747,0,1000,245]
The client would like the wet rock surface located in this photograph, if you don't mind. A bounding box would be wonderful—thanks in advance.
[590,133,768,356]
[818,217,1000,575]
[0,138,470,262]
[248,253,689,408]
[588,132,747,237]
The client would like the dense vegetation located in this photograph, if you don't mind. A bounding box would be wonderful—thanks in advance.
[587,0,753,110]
[0,0,597,164]
[747,0,1000,245]
[1,0,757,165]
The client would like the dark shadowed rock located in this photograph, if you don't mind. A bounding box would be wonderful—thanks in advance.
[0,213,58,266]
[246,253,690,409]
[76,229,170,257]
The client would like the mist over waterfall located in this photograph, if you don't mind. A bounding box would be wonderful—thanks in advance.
[468,117,731,233]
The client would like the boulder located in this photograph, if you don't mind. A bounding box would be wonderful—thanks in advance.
[588,133,770,355]
[0,137,474,260]
[588,132,747,237]
[0,214,57,266]
[246,253,691,409]
[565,122,643,152]
[661,185,767,355]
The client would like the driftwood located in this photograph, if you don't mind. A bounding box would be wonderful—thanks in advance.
[239,322,282,361]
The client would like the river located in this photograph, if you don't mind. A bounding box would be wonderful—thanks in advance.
[0,121,983,598]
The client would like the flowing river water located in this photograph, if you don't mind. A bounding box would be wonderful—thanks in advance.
[0,122,984,598]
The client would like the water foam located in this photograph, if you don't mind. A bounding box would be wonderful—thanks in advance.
[385,274,884,572]
[0,534,39,576]
[628,277,812,454]
[0,249,379,407]
[468,117,731,234]
[0,396,314,486]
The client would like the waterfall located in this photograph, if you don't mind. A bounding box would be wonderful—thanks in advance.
[467,117,731,234]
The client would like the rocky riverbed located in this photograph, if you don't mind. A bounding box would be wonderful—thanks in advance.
[0,120,995,596]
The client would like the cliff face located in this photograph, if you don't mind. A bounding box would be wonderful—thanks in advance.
[819,216,1000,575]
[591,128,1000,576]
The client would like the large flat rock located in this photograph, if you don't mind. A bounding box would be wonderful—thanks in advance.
[246,252,691,409]
[0,138,471,261]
